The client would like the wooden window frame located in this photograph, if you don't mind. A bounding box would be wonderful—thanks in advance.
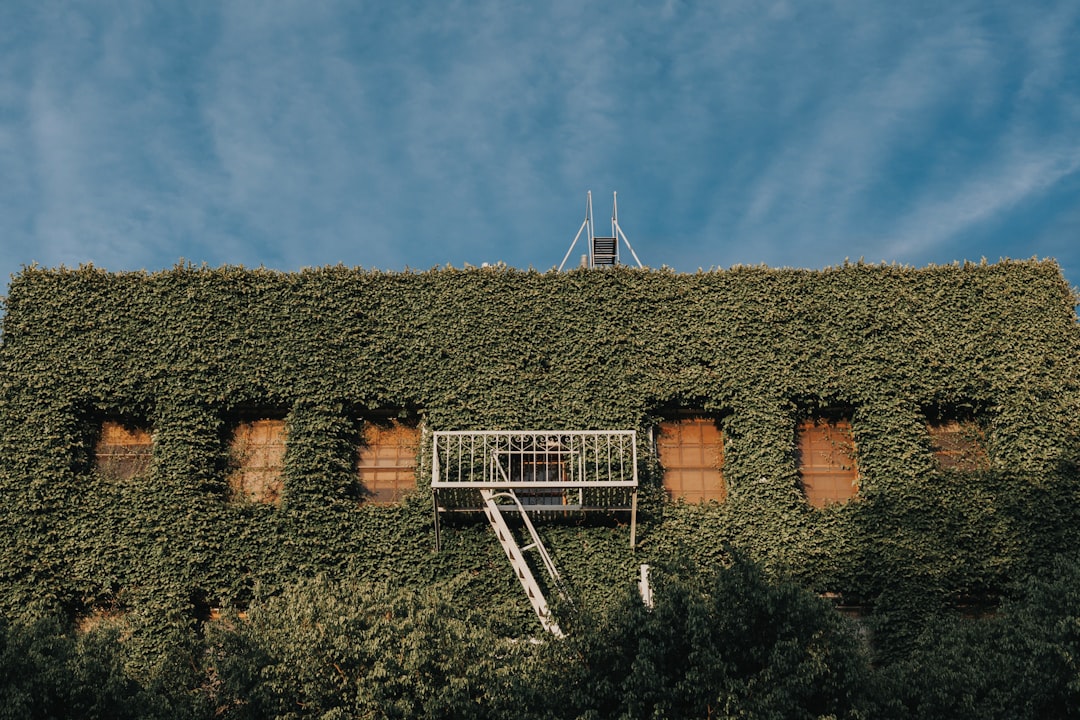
[227,418,287,504]
[357,415,421,505]
[797,415,858,507]
[656,413,726,503]
[926,417,989,472]
[94,420,153,480]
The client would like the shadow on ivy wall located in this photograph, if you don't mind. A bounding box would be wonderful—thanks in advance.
[841,455,1080,661]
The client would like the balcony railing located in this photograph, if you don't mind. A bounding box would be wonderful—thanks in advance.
[430,430,640,546]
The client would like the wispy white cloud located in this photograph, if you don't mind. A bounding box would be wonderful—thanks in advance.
[884,142,1080,260]
[690,1,1080,271]
[729,10,997,245]
[1,0,1078,292]
[9,4,228,277]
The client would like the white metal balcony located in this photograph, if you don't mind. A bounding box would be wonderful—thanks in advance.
[430,429,639,542]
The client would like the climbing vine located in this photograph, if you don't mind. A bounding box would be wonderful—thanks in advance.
[0,259,1077,660]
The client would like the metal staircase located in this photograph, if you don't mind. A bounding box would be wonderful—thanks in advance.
[480,487,564,636]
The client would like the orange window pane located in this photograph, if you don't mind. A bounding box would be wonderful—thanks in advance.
[358,419,419,504]
[229,419,286,504]
[797,418,858,507]
[95,421,153,480]
[657,417,726,502]
[927,420,988,471]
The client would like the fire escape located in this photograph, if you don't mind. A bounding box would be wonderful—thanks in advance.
[431,430,639,635]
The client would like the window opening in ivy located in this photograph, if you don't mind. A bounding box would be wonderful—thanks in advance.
[927,419,989,471]
[94,421,153,480]
[76,606,128,634]
[656,415,726,503]
[357,417,420,504]
[228,419,286,504]
[797,417,858,507]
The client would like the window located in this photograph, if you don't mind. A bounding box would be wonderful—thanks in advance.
[357,418,420,504]
[797,417,858,507]
[503,436,572,507]
[656,415,726,503]
[927,419,989,471]
[76,605,127,634]
[228,419,286,504]
[94,421,153,480]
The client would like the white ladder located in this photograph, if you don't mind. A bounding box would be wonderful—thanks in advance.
[480,487,565,636]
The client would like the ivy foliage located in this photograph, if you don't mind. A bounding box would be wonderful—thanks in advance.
[0,259,1078,660]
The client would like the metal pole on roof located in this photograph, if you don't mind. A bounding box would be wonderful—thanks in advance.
[558,191,593,272]
[611,191,618,237]
[560,191,644,270]
[613,192,644,268]
[610,192,621,265]
[586,191,596,268]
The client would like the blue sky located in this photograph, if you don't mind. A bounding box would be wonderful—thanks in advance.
[2,1,1079,296]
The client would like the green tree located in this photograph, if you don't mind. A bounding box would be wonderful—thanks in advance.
[0,612,207,720]
[874,552,1080,720]
[543,554,871,719]
[209,576,518,719]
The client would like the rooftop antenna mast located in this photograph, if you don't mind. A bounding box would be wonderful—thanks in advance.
[559,191,644,271]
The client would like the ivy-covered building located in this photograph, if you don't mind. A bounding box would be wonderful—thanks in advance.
[1,259,1078,634]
